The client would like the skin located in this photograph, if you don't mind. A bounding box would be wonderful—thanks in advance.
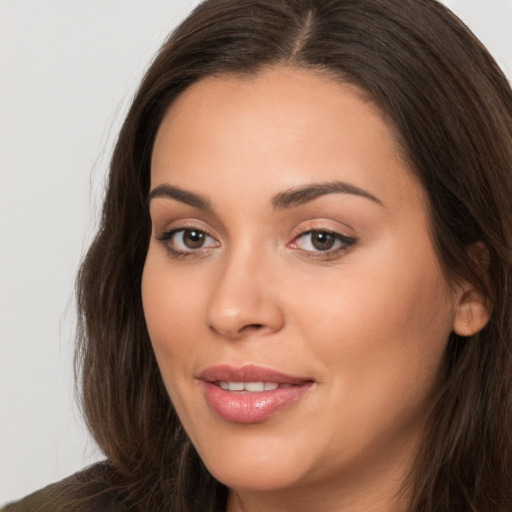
[142,67,480,511]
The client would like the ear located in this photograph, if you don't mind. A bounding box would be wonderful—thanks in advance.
[452,286,491,336]
[452,243,492,337]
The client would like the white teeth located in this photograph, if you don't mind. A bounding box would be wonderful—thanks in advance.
[245,382,265,392]
[229,382,245,391]
[216,381,281,392]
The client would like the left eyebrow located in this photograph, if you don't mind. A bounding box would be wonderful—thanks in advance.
[271,181,384,209]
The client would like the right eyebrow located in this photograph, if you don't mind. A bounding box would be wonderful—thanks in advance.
[148,184,212,211]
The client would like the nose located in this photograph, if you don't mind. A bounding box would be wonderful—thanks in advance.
[205,249,285,340]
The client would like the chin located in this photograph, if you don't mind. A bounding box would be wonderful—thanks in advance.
[208,460,305,492]
[195,436,312,492]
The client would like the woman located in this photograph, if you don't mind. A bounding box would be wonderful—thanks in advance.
[5,0,512,510]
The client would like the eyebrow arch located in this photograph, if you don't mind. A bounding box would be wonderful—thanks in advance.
[148,184,212,210]
[272,181,384,209]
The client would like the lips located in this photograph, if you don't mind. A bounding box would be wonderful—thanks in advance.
[198,364,314,423]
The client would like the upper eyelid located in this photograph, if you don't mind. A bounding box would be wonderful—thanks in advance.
[148,202,220,233]
[295,228,352,239]
[289,219,355,238]
[155,218,219,236]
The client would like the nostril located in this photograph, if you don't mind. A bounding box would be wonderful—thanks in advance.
[242,323,264,332]
[208,322,264,337]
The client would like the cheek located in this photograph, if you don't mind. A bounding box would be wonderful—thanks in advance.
[141,254,207,387]
[290,234,455,420]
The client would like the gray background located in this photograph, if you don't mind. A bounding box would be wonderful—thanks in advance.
[1,0,511,505]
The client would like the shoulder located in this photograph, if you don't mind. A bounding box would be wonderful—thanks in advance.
[2,461,138,512]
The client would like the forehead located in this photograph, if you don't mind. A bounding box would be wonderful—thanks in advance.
[151,66,425,212]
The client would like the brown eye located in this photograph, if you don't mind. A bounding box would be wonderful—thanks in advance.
[158,227,219,254]
[181,229,206,249]
[310,231,336,251]
[291,229,356,256]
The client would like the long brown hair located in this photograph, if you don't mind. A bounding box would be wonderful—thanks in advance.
[75,0,512,510]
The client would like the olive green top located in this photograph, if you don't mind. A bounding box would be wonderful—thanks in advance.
[3,462,136,512]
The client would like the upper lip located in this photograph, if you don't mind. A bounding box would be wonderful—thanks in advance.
[198,364,312,384]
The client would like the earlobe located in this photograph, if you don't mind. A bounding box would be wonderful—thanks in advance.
[452,287,491,337]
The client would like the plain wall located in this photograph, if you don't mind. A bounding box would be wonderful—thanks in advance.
[1,0,511,505]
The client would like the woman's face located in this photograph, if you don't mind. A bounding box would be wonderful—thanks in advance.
[143,67,458,506]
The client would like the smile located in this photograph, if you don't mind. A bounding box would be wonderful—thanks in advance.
[215,381,289,392]
[199,365,314,423]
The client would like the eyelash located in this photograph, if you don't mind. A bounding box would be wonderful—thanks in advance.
[156,227,357,260]
[157,228,219,259]
[290,230,357,260]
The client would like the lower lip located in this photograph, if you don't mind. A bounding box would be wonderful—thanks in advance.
[202,381,313,423]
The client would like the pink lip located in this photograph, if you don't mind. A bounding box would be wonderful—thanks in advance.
[198,364,314,424]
